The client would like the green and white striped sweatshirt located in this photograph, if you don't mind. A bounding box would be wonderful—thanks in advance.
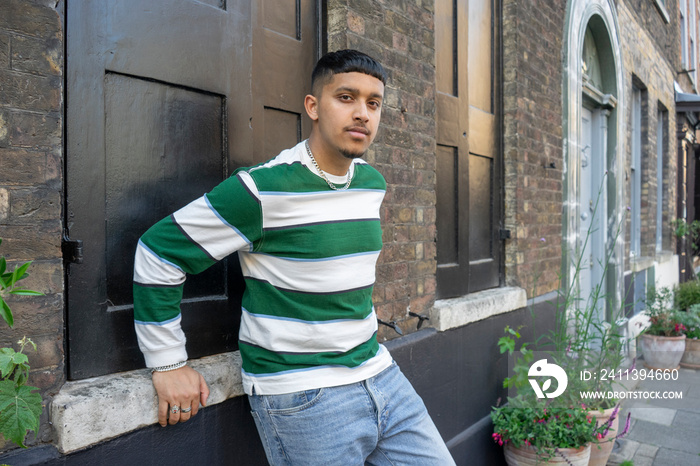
[133,140,393,395]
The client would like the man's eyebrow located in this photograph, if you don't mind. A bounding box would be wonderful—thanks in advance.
[335,86,360,95]
[335,86,384,100]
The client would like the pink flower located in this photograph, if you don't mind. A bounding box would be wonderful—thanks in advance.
[675,323,688,333]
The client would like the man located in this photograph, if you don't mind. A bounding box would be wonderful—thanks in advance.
[133,49,455,465]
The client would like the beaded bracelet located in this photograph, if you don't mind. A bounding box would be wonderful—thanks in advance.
[151,361,187,373]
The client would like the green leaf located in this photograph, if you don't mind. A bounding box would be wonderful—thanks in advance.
[498,336,515,354]
[0,380,42,448]
[10,263,31,288]
[10,352,28,367]
[0,257,6,278]
[0,349,15,378]
[0,300,13,328]
[8,290,43,297]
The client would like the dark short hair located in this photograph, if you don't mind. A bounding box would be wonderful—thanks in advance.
[311,49,387,94]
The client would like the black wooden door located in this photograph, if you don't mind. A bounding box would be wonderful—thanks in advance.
[434,0,502,299]
[66,1,317,379]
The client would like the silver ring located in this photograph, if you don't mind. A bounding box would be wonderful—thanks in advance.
[170,405,180,414]
[181,407,192,414]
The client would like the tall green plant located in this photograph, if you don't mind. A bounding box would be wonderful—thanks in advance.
[543,173,630,409]
[0,239,43,448]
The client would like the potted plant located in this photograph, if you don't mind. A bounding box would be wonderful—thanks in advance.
[492,327,630,465]
[679,304,700,368]
[0,238,43,447]
[640,287,686,370]
[491,398,595,465]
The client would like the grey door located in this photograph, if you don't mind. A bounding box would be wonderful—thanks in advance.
[66,1,317,379]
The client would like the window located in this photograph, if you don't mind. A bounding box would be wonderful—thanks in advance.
[631,85,642,257]
[656,106,668,253]
[691,1,697,84]
[654,0,671,22]
[681,0,688,68]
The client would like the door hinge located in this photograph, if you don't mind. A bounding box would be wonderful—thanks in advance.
[499,229,512,240]
[62,233,84,264]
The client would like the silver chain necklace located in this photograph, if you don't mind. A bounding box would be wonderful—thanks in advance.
[305,141,352,191]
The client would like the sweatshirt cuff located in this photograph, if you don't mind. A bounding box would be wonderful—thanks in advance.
[142,346,189,368]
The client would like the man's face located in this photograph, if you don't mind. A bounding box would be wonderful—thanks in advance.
[307,71,384,160]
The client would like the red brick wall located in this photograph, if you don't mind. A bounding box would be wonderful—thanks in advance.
[0,0,64,450]
[503,0,567,295]
[327,1,437,340]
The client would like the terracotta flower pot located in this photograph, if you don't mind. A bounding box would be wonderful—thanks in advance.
[587,405,620,466]
[640,333,686,370]
[681,338,700,368]
[503,443,591,466]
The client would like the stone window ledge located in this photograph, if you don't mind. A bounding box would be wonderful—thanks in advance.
[630,255,655,273]
[655,250,674,264]
[430,287,527,332]
[51,352,245,454]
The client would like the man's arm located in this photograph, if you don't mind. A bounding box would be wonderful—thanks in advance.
[133,172,262,424]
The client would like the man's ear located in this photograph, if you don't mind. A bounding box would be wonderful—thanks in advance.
[304,94,319,121]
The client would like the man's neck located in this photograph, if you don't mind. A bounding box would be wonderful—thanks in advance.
[307,137,353,176]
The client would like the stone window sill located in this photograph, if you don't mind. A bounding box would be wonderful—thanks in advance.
[630,255,654,273]
[430,287,527,332]
[51,352,245,453]
[655,250,674,264]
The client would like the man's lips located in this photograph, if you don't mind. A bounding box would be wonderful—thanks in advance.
[346,126,370,138]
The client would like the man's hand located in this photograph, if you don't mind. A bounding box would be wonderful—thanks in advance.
[152,365,210,426]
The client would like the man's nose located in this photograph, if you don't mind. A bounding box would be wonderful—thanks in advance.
[354,103,369,122]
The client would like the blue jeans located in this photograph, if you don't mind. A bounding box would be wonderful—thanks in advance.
[248,362,456,465]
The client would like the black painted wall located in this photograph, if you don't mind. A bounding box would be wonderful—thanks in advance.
[0,299,557,466]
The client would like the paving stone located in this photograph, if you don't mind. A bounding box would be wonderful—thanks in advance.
[607,438,640,465]
[652,447,700,466]
[673,410,700,432]
[688,383,700,400]
[636,443,659,457]
[627,407,676,426]
[630,454,654,466]
[643,394,700,414]
[626,419,700,455]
